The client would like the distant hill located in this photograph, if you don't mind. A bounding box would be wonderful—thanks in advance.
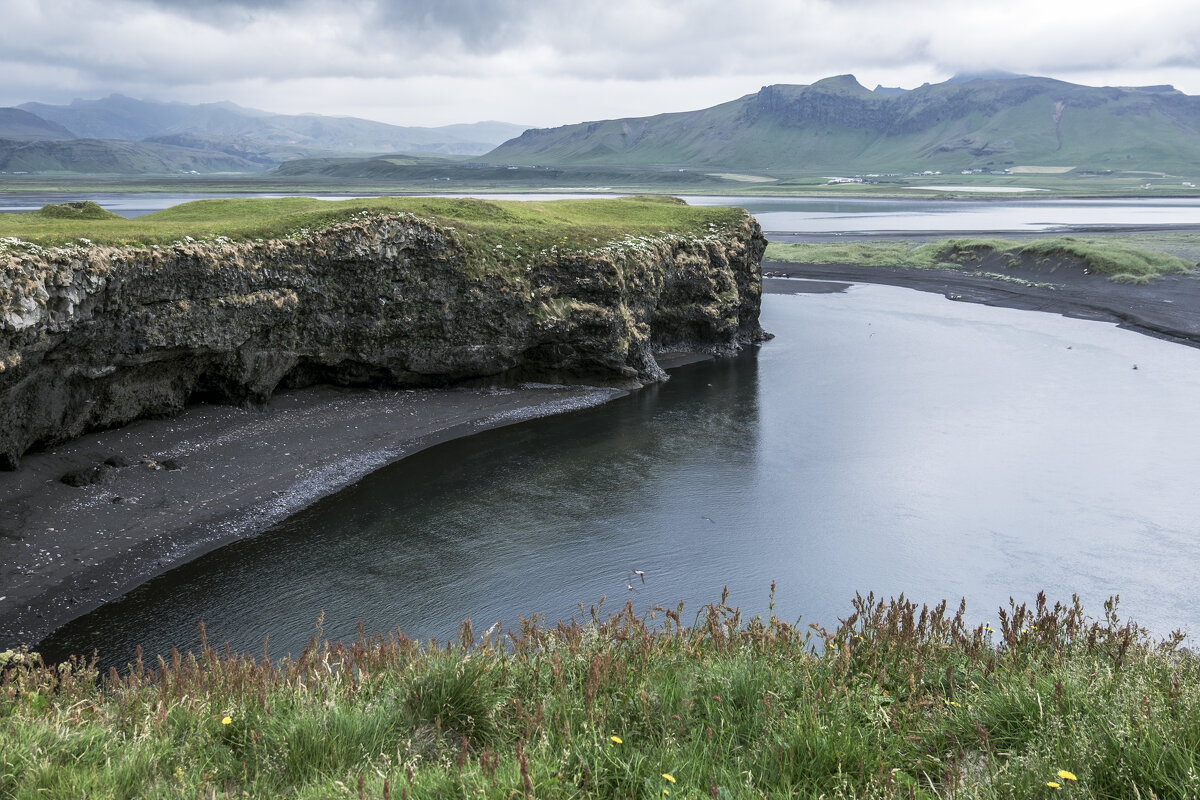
[17,95,527,159]
[0,138,266,175]
[0,108,75,141]
[487,75,1200,175]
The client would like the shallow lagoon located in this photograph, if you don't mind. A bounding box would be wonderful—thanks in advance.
[41,286,1200,666]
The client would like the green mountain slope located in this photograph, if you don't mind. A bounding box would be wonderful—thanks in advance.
[0,138,266,175]
[488,75,1200,175]
[0,108,75,141]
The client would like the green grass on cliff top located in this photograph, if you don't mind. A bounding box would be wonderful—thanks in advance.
[0,195,747,255]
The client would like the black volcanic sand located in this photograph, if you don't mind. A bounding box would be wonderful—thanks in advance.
[0,383,625,649]
[763,256,1200,348]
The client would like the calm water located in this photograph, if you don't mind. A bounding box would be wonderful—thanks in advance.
[685,195,1200,234]
[40,288,1200,666]
[6,191,1200,233]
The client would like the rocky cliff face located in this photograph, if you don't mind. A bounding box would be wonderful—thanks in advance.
[0,211,766,469]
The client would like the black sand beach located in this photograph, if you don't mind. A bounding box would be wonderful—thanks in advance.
[0,383,625,649]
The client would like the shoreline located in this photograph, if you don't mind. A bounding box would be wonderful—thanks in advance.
[8,251,1199,651]
[762,259,1200,349]
[0,381,634,649]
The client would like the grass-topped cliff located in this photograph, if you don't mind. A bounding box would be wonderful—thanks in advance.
[0,196,765,469]
[0,195,746,257]
[2,593,1195,798]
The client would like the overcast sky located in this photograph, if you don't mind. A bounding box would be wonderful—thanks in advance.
[5,0,1200,129]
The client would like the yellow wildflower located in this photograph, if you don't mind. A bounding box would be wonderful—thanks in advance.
[1047,781,1060,789]
[1057,770,1077,781]
[662,773,676,783]
[610,735,623,744]
[221,716,232,725]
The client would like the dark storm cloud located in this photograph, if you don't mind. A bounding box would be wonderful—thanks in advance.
[370,0,554,51]
[125,0,553,51]
[128,0,305,12]
[123,0,310,25]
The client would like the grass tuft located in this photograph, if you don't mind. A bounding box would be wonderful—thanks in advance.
[1,592,1196,798]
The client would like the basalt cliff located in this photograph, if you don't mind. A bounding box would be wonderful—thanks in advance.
[0,210,766,469]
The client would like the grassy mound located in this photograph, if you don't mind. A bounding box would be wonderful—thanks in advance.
[31,201,123,220]
[1018,238,1194,282]
[2,593,1195,798]
[0,195,744,258]
[766,236,1196,282]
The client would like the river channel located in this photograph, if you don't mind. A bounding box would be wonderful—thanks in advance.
[39,282,1200,666]
[14,192,1200,663]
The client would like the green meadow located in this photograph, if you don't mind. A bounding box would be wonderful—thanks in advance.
[766,237,1197,284]
[2,593,1196,799]
[0,196,745,254]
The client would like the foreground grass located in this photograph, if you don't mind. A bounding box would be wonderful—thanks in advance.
[0,195,745,257]
[3,592,1197,799]
[766,237,1196,283]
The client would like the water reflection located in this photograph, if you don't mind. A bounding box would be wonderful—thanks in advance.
[40,355,763,667]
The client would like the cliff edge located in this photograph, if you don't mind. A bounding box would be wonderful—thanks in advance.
[0,199,766,469]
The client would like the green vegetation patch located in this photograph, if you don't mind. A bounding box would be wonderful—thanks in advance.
[30,201,123,220]
[0,195,746,263]
[2,593,1196,799]
[767,235,1196,281]
[1019,237,1194,278]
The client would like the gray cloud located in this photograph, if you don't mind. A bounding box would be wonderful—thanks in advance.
[370,0,554,50]
[4,0,1200,126]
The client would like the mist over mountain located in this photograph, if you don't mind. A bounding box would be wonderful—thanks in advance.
[1,95,527,175]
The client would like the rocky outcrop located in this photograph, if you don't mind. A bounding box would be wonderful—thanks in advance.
[0,211,766,469]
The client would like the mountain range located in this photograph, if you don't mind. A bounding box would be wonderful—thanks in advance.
[487,74,1200,176]
[5,74,1200,179]
[0,95,527,175]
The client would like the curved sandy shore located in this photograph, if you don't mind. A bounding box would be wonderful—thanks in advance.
[0,382,628,649]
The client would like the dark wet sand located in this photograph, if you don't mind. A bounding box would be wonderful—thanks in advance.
[0,383,625,649]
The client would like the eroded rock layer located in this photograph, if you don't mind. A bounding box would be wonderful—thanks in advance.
[0,211,765,468]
